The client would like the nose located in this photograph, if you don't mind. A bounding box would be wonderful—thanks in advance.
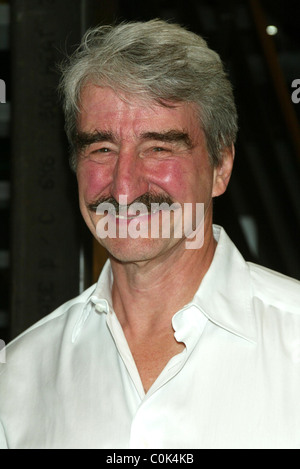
[110,147,149,205]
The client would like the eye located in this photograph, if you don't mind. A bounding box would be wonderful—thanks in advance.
[91,147,111,154]
[153,147,169,152]
[150,146,173,155]
[88,147,116,159]
[140,145,173,160]
[85,146,117,164]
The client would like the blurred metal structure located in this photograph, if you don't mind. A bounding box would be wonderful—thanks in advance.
[0,1,11,344]
[10,0,87,339]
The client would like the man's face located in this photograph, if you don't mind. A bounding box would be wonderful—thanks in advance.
[76,85,227,263]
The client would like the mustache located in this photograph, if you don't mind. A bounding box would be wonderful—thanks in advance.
[87,192,175,214]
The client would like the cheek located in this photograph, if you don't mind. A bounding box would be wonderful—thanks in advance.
[77,163,112,201]
[152,160,214,203]
[148,161,190,199]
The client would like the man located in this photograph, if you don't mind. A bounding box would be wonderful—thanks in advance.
[1,19,300,449]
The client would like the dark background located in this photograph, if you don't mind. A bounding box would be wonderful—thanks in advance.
[0,0,299,342]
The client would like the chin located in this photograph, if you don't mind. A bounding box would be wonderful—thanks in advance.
[98,237,178,264]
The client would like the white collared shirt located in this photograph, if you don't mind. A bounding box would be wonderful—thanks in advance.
[1,225,300,449]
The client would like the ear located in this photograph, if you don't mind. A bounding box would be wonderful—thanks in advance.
[212,145,235,198]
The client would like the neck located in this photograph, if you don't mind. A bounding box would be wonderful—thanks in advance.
[110,222,216,334]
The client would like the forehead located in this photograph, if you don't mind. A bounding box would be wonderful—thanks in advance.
[78,84,202,137]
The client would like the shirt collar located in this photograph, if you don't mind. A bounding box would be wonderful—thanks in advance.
[191,225,256,343]
[73,224,256,344]
[90,261,114,313]
[71,261,113,343]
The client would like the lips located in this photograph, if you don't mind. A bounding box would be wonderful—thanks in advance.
[113,207,161,221]
[115,212,150,220]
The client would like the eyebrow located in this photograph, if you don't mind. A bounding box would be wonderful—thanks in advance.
[75,130,115,152]
[140,130,193,148]
[75,129,193,152]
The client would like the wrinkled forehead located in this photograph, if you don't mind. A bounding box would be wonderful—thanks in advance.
[77,84,203,140]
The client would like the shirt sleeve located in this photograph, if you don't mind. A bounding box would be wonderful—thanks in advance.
[0,420,8,449]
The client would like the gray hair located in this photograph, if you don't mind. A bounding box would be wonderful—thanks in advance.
[59,19,238,170]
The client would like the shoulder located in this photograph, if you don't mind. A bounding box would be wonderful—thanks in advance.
[248,262,300,314]
[1,283,97,368]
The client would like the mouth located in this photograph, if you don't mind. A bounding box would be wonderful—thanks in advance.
[89,195,192,242]
[106,208,163,226]
[115,212,151,220]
